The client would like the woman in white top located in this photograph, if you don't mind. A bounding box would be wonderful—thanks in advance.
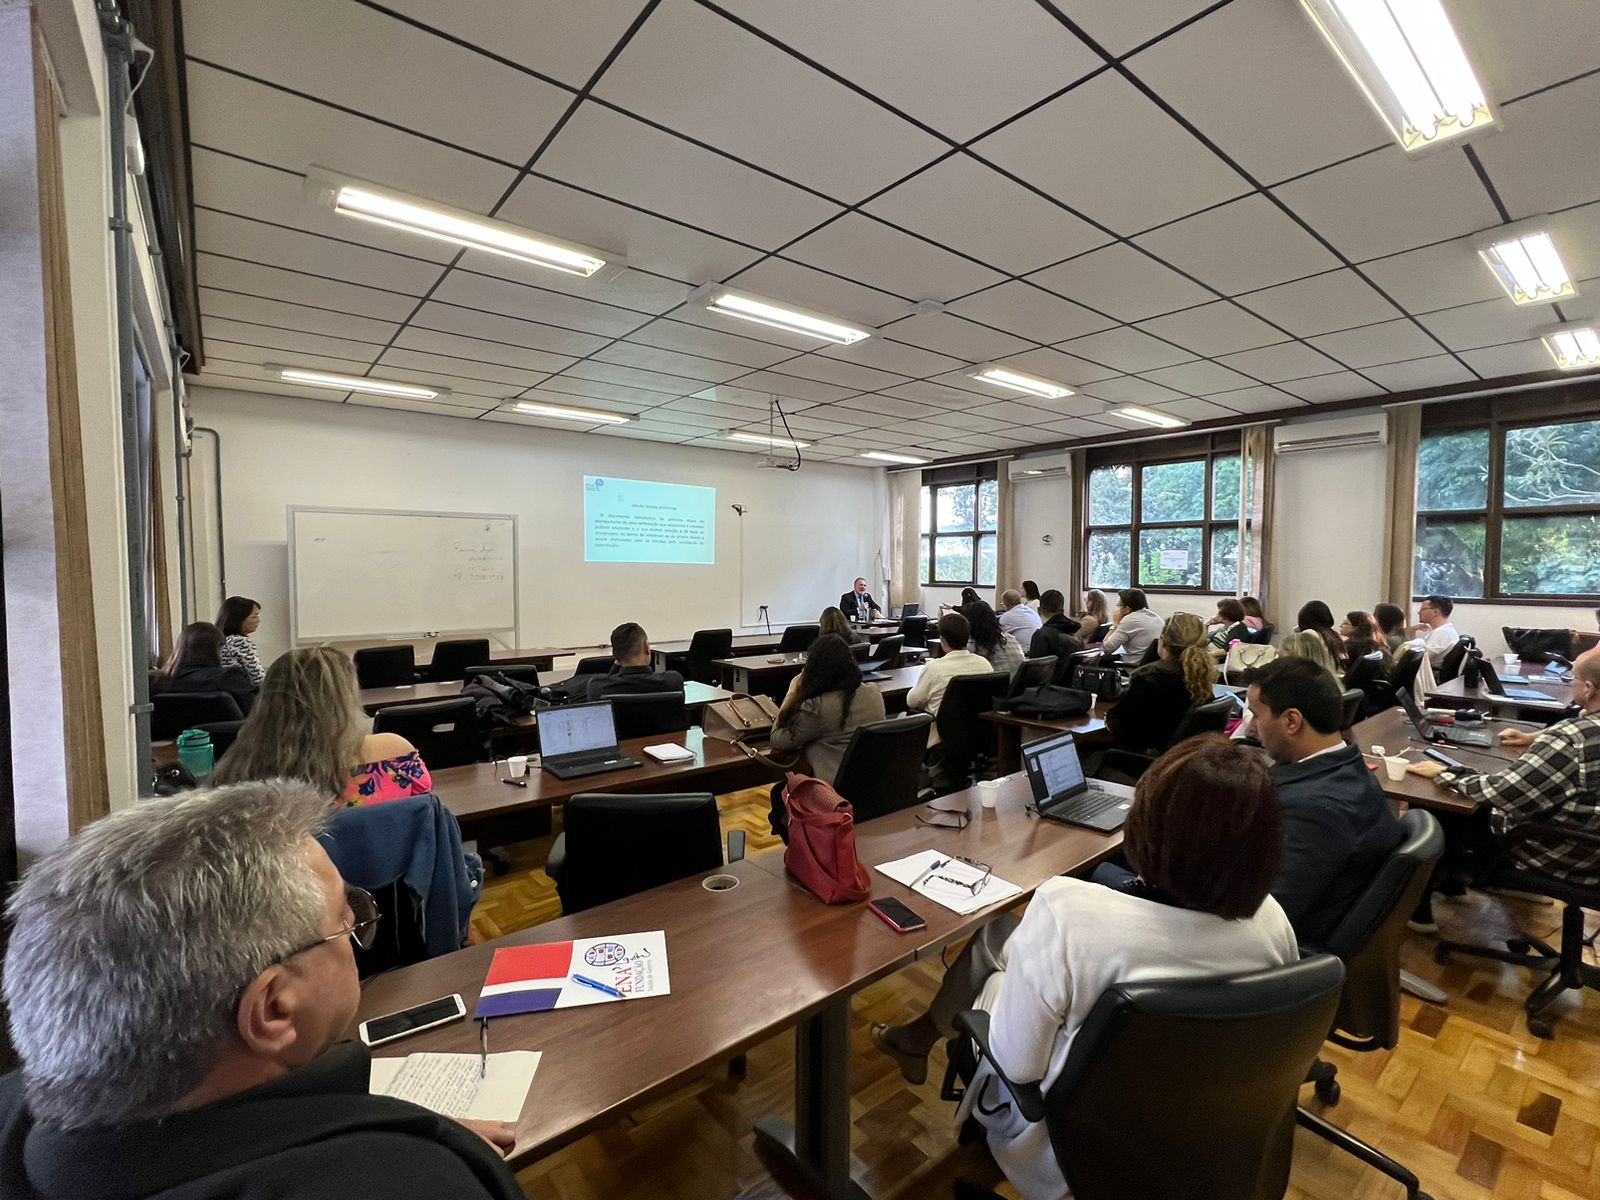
[216,595,265,685]
[872,735,1297,1200]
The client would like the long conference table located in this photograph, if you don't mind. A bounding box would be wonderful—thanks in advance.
[353,771,1121,1198]
[1426,672,1575,717]
[650,622,907,672]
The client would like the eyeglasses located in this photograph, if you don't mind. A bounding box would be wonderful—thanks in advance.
[915,805,971,830]
[930,856,992,896]
[273,886,382,966]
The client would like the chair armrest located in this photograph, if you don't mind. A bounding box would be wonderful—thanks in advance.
[952,1010,1047,1123]
[544,831,566,880]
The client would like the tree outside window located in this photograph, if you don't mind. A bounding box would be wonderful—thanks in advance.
[921,466,998,586]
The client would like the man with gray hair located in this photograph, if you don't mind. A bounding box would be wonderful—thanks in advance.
[0,780,521,1199]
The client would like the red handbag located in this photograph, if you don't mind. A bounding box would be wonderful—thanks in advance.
[782,772,871,905]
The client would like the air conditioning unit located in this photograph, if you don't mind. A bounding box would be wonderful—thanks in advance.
[1273,413,1388,455]
[1008,451,1073,481]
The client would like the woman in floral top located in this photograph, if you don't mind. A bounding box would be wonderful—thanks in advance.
[213,646,434,806]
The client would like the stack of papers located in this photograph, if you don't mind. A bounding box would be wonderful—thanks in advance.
[875,849,1023,915]
[370,1051,540,1121]
[644,742,696,763]
[475,931,671,1017]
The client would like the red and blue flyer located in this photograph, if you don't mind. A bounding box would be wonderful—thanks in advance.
[474,931,670,1018]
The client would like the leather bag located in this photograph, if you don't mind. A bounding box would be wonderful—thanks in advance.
[700,692,781,742]
[1072,664,1124,703]
[1002,684,1095,719]
[782,772,871,904]
[1224,641,1278,681]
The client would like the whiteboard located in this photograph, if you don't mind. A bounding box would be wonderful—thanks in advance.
[289,507,518,643]
[738,506,867,626]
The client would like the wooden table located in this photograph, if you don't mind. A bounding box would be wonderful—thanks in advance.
[650,624,908,672]
[1346,708,1521,816]
[351,772,1118,1194]
[358,678,733,717]
[982,707,1112,774]
[1427,673,1573,716]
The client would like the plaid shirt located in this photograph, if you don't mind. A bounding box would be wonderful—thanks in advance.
[1439,711,1600,885]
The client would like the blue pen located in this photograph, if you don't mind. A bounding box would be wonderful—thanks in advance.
[570,973,625,998]
[909,858,947,891]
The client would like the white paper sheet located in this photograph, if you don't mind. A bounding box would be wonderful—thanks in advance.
[370,1051,540,1122]
[644,742,696,763]
[874,849,1023,915]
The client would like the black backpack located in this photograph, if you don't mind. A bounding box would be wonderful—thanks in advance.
[1002,685,1095,719]
[461,672,545,726]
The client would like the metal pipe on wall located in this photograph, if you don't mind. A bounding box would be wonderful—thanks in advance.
[190,426,226,605]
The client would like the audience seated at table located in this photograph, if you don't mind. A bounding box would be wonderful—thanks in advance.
[997,589,1042,641]
[585,622,685,701]
[1373,602,1409,656]
[1105,612,1215,754]
[1206,597,1250,651]
[216,595,266,686]
[870,736,1296,1200]
[1230,631,1338,742]
[1412,594,1461,667]
[1074,588,1111,645]
[816,606,866,646]
[1021,579,1042,611]
[1101,588,1163,661]
[1342,610,1393,670]
[906,612,992,746]
[1028,590,1085,681]
[213,647,431,807]
[0,781,521,1199]
[964,601,1025,676]
[150,621,258,717]
[1296,600,1350,669]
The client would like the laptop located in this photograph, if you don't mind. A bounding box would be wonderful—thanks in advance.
[1475,656,1554,702]
[1397,690,1494,748]
[538,701,641,779]
[1021,732,1135,832]
[900,603,920,618]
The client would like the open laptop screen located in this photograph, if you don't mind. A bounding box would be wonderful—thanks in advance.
[538,702,618,757]
[1024,732,1086,803]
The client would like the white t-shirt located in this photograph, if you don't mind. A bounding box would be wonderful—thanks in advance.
[1424,621,1460,666]
[962,877,1298,1200]
[905,649,993,745]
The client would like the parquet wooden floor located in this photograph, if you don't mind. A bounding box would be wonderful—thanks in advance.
[475,790,1599,1200]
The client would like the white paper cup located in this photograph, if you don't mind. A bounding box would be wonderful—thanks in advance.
[977,779,1002,809]
[1383,756,1409,781]
[506,755,528,778]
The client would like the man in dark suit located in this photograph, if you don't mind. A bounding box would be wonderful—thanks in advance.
[586,622,685,701]
[839,577,881,622]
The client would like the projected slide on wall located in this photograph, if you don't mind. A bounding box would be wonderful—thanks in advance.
[583,476,716,564]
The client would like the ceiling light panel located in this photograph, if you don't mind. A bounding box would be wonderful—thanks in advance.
[690,285,874,345]
[968,364,1075,400]
[1107,406,1191,430]
[271,365,442,400]
[727,432,810,449]
[1541,323,1600,371]
[511,401,631,425]
[860,451,929,465]
[1477,220,1577,306]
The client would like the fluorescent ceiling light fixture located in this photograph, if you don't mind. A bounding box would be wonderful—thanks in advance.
[1477,221,1576,306]
[1301,0,1495,153]
[510,401,630,425]
[1107,406,1190,430]
[690,285,873,345]
[727,432,810,449]
[1540,323,1600,371]
[305,167,617,277]
[969,364,1074,400]
[860,451,928,465]
[271,365,442,400]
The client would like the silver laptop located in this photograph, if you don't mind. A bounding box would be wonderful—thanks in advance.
[539,701,641,779]
[1022,732,1134,832]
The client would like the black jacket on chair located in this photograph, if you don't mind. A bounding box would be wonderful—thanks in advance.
[1271,742,1404,946]
[151,663,257,716]
[1105,659,1192,752]
[838,591,881,621]
[585,664,686,702]
[1029,615,1085,683]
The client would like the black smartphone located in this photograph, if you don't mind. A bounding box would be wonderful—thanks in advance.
[868,897,926,933]
[1423,747,1463,770]
[358,994,466,1047]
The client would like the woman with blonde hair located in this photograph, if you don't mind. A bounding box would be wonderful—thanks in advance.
[1106,612,1216,752]
[1076,589,1111,644]
[1230,631,1340,741]
[213,646,432,806]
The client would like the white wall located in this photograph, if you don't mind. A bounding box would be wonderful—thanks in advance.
[188,387,887,662]
[1270,442,1390,628]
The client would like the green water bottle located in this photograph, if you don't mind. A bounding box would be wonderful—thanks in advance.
[175,728,215,779]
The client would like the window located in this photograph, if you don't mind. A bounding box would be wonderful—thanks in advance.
[1416,400,1600,600]
[921,463,999,586]
[1084,433,1246,593]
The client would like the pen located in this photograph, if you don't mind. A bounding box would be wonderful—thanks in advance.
[478,1018,488,1079]
[500,778,527,788]
[570,973,625,998]
[909,858,947,890]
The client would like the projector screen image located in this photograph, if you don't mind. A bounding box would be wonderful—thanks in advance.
[583,476,716,564]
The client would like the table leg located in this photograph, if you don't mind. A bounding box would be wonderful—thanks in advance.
[1400,970,1447,1004]
[753,996,869,1200]
[994,724,1021,776]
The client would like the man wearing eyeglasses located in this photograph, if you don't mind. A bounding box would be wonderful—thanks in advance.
[0,780,521,1200]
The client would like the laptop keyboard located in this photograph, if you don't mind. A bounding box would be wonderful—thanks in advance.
[1051,787,1125,822]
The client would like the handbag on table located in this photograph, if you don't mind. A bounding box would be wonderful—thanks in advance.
[700,692,781,742]
[782,772,871,904]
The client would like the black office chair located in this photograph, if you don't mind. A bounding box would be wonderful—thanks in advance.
[1247,621,1276,645]
[779,624,820,653]
[608,691,690,739]
[1097,695,1237,784]
[1338,686,1365,735]
[464,663,540,687]
[932,671,1010,791]
[848,640,872,662]
[831,714,934,821]
[862,634,905,672]
[150,691,244,740]
[1007,655,1059,700]
[572,655,613,678]
[1433,637,1473,684]
[1434,822,1600,1039]
[372,698,482,768]
[684,628,733,685]
[1383,648,1423,708]
[1503,625,1575,663]
[1095,621,1113,643]
[427,639,491,682]
[353,645,418,688]
[1342,652,1389,717]
[898,614,930,648]
[1136,639,1162,667]
[195,719,246,762]
[544,792,734,914]
[951,955,1423,1200]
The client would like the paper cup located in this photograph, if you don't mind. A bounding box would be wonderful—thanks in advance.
[1383,756,1409,781]
[702,873,740,892]
[506,755,528,778]
[977,779,1002,809]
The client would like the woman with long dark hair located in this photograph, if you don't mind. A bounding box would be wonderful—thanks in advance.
[1296,600,1349,669]
[1373,603,1409,656]
[215,595,265,685]
[1341,610,1391,668]
[964,600,1024,676]
[151,622,257,715]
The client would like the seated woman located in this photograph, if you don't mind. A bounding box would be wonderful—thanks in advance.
[1296,600,1349,669]
[964,600,1024,677]
[1021,579,1042,611]
[1341,610,1391,668]
[1240,595,1266,634]
[1373,602,1409,656]
[1105,612,1215,753]
[871,735,1295,1200]
[1075,589,1111,644]
[215,595,266,685]
[766,634,887,838]
[1206,597,1250,652]
[816,605,866,646]
[213,646,432,807]
[150,621,257,716]
[1230,631,1339,741]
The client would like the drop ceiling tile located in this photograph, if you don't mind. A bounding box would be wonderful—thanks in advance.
[410,300,611,358]
[1146,397,1239,422]
[1547,203,1600,282]
[392,327,578,375]
[202,317,385,361]
[962,400,1069,426]
[784,214,1005,303]
[593,424,698,443]
[1458,340,1561,378]
[864,153,1110,275]
[994,346,1123,386]
[358,365,509,401]
[727,257,911,327]
[535,376,683,409]
[512,389,643,416]
[882,311,1032,362]
[1216,340,1344,382]
[1200,385,1301,413]
[772,355,907,393]
[1236,269,1404,337]
[918,407,1001,433]
[821,337,965,378]
[884,380,996,409]
[460,257,692,316]
[1362,356,1476,392]
[1272,144,1501,262]
[623,319,794,369]
[194,210,443,295]
[206,341,369,375]
[429,271,651,339]
[668,394,771,420]
[1308,319,1445,369]
[1034,415,1123,439]
[1050,0,1223,57]
[1135,301,1286,357]
[1416,296,1559,352]
[594,0,946,201]
[845,394,954,421]
[481,409,619,434]
[376,347,555,391]
[1027,243,1214,323]
[199,288,399,344]
[639,403,744,430]
[1472,71,1600,218]
[1079,376,1188,406]
[185,0,569,163]
[1356,236,1506,313]
[973,71,1250,236]
[689,383,818,411]
[198,253,420,322]
[593,342,750,384]
[1276,372,1387,402]
[1139,360,1256,395]
[1135,194,1340,294]
[734,371,859,405]
[1058,326,1198,373]
[566,360,704,395]
[754,413,869,438]
[946,281,1116,345]
[346,394,493,419]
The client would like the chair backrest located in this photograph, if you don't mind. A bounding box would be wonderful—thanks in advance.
[832,714,934,821]
[685,629,733,684]
[195,719,246,760]
[780,623,820,652]
[556,792,723,914]
[608,691,690,739]
[1166,694,1236,748]
[866,634,905,669]
[150,691,244,740]
[1246,622,1275,645]
[428,639,491,682]
[1321,809,1443,1049]
[1342,653,1388,713]
[1386,648,1422,699]
[353,645,417,689]
[1008,655,1059,699]
[1044,955,1345,1200]
[573,655,614,678]
[848,640,872,662]
[1137,639,1162,667]
[1434,638,1471,684]
[372,698,482,768]
[1338,687,1365,733]
[898,614,930,647]
[464,663,540,687]
[1502,625,1576,662]
[935,671,1011,783]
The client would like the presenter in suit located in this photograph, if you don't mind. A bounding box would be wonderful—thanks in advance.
[840,577,882,623]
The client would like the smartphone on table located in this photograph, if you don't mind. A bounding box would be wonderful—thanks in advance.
[868,897,927,933]
[358,994,467,1047]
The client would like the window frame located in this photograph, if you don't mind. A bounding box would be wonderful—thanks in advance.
[920,462,999,588]
[1417,392,1600,605]
[1081,432,1244,595]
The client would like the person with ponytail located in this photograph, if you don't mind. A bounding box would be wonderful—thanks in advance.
[1106,612,1218,753]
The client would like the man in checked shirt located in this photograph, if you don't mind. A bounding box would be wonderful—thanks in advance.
[1407,647,1600,932]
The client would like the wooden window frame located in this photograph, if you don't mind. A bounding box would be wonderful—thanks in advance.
[920,462,999,588]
